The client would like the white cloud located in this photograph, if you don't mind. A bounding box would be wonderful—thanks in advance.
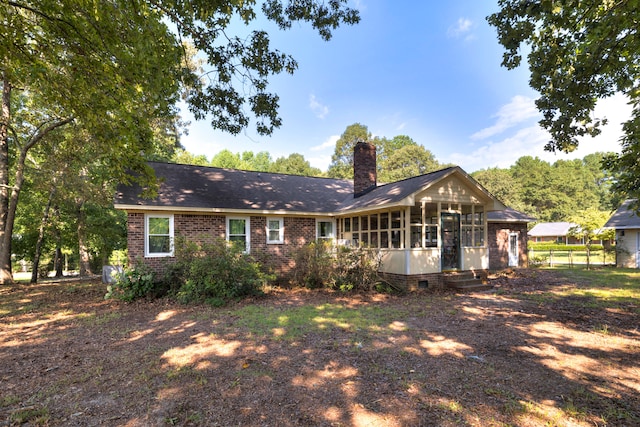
[447,18,473,39]
[471,95,539,140]
[309,94,329,119]
[451,93,631,172]
[310,134,339,151]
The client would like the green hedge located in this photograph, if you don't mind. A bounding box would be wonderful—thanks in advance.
[527,242,605,252]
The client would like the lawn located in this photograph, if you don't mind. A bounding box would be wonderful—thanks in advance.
[1,268,639,426]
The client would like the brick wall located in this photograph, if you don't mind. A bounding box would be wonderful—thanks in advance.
[128,212,317,278]
[487,222,529,269]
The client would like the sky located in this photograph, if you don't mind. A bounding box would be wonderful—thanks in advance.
[179,0,632,174]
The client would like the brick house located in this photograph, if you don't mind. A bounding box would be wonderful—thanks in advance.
[115,142,532,289]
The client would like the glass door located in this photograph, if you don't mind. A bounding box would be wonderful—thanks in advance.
[441,213,460,270]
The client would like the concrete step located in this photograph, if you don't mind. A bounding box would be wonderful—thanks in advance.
[444,272,492,292]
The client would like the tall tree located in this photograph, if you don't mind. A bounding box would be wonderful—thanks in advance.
[271,153,322,176]
[488,1,640,207]
[378,144,441,183]
[0,0,360,284]
[327,123,371,178]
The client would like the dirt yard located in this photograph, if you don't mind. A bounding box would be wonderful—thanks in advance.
[1,269,638,426]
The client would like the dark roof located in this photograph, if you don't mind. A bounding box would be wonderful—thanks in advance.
[604,199,640,229]
[115,162,518,216]
[487,207,535,223]
[114,162,353,214]
[337,167,457,211]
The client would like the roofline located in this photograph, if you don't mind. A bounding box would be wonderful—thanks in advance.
[114,204,335,217]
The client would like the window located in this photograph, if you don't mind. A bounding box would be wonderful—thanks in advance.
[145,214,173,257]
[267,218,284,244]
[317,220,334,240]
[227,217,250,252]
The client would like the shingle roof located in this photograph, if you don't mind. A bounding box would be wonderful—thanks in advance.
[114,162,353,214]
[528,222,577,237]
[604,199,640,229]
[115,162,526,219]
[487,207,535,222]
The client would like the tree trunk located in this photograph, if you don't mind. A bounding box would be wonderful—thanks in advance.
[0,71,13,284]
[31,188,56,284]
[77,200,92,276]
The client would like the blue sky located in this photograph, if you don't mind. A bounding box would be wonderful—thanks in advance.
[179,0,631,173]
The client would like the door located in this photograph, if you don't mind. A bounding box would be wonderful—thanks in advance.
[508,232,519,267]
[441,213,460,270]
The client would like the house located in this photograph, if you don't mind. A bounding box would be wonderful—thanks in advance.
[114,142,532,289]
[528,222,584,245]
[604,199,640,268]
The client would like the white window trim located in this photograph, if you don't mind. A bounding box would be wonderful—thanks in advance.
[145,214,174,257]
[266,217,284,244]
[316,219,335,240]
[226,216,251,252]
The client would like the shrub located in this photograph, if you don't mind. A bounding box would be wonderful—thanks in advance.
[169,237,273,304]
[292,241,382,291]
[105,262,156,302]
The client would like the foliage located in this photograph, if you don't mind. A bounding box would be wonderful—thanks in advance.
[488,1,640,205]
[292,240,382,291]
[528,243,605,252]
[168,237,272,305]
[105,262,156,302]
[0,0,360,284]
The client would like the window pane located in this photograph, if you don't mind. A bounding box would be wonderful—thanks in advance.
[318,221,333,238]
[148,217,169,235]
[149,235,170,253]
[268,220,280,230]
[380,230,389,248]
[361,233,369,246]
[370,232,378,248]
[391,230,401,248]
[391,211,402,229]
[344,218,351,232]
[380,213,388,230]
[411,226,422,248]
[269,230,280,241]
[229,235,247,250]
[352,232,359,246]
[360,216,368,231]
[229,219,246,235]
[474,227,485,246]
[461,227,472,247]
[370,214,378,231]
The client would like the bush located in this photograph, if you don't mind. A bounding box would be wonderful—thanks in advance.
[292,241,382,291]
[168,237,273,304]
[105,262,156,302]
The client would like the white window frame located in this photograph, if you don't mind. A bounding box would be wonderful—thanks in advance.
[145,214,174,257]
[226,216,250,253]
[266,217,284,244]
[316,219,335,241]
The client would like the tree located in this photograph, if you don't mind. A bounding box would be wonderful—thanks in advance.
[568,208,614,270]
[271,153,322,176]
[0,0,360,284]
[472,167,525,212]
[488,1,640,206]
[327,123,371,178]
[378,144,441,183]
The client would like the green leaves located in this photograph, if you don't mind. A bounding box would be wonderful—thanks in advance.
[488,0,640,204]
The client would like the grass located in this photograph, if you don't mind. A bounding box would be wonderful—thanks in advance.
[525,267,640,311]
[232,302,406,340]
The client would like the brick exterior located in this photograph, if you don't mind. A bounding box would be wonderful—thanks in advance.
[488,222,529,270]
[353,141,377,197]
[129,212,316,278]
[379,272,445,290]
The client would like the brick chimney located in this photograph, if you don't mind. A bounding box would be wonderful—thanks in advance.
[353,140,377,197]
